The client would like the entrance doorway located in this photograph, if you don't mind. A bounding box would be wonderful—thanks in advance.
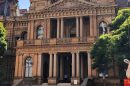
[80,52,88,79]
[42,53,49,83]
[58,53,72,83]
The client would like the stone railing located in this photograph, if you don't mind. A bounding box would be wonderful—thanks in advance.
[17,37,96,47]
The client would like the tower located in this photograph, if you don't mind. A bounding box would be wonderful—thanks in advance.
[9,0,18,16]
[0,0,18,16]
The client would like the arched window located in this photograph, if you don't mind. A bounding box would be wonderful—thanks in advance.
[21,31,27,40]
[36,26,44,39]
[99,21,107,35]
[25,57,33,78]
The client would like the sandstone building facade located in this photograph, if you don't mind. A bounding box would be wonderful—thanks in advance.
[0,0,118,85]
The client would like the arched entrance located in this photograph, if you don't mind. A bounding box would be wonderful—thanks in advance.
[24,57,33,78]
[58,53,72,83]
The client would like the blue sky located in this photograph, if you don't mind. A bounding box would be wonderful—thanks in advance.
[18,0,30,9]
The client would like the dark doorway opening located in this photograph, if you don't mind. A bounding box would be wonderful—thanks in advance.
[42,53,49,83]
[50,19,57,38]
[58,53,72,83]
[80,52,88,79]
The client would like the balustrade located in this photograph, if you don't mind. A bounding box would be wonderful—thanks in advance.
[17,37,95,47]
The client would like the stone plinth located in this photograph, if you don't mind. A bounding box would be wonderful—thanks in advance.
[48,77,57,85]
[71,78,81,85]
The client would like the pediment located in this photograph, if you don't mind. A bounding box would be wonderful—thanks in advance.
[44,0,99,11]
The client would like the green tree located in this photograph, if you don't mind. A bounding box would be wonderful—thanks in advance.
[0,22,7,55]
[91,8,130,79]
[0,22,7,83]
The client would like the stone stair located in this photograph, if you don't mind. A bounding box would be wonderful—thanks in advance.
[13,79,23,86]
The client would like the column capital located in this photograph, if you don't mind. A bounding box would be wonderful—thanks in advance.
[49,52,57,55]
[53,52,57,55]
[76,51,80,54]
[79,16,83,18]
[87,51,91,54]
[38,52,42,55]
[71,52,76,54]
[76,16,79,18]
[49,52,53,54]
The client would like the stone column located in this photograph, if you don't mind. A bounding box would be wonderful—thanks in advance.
[61,18,64,38]
[49,53,53,78]
[90,16,93,36]
[71,52,81,85]
[72,52,75,78]
[57,18,60,38]
[37,54,42,84]
[76,52,80,77]
[76,17,79,37]
[48,53,57,85]
[80,16,83,38]
[88,52,92,78]
[53,53,57,77]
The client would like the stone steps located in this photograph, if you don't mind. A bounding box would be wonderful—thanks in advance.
[32,83,78,86]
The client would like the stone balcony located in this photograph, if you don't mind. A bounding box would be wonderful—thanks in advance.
[17,37,96,47]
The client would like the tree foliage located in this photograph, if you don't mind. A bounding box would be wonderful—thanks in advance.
[0,22,7,83]
[0,22,7,55]
[91,8,130,79]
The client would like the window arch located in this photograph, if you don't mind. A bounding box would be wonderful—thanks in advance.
[99,21,108,35]
[21,31,27,40]
[24,57,33,78]
[36,25,44,39]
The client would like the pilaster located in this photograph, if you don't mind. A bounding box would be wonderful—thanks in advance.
[47,19,51,39]
[37,53,42,84]
[88,52,92,78]
[14,55,19,79]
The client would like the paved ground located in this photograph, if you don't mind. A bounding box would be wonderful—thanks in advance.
[32,83,80,86]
